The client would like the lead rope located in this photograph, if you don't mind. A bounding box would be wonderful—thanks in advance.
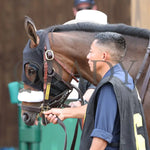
[57,118,67,150]
[44,33,85,150]
[70,119,80,150]
[43,34,68,150]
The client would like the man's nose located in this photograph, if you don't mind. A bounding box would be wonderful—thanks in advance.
[86,53,90,60]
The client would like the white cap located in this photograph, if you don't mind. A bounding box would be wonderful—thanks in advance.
[65,10,107,25]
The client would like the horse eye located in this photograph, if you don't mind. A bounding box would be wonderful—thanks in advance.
[25,63,37,82]
[28,68,36,76]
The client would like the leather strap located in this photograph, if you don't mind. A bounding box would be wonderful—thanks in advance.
[43,34,69,150]
[57,118,67,150]
[41,114,67,150]
[43,33,84,150]
[21,105,41,113]
[43,48,54,103]
[54,57,79,82]
[134,38,150,103]
[140,63,150,103]
[70,119,80,150]
[135,38,150,84]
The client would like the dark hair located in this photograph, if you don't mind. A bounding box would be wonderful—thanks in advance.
[74,0,95,7]
[95,32,126,61]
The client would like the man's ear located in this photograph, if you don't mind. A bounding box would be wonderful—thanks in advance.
[72,7,77,16]
[102,52,108,60]
[92,5,97,10]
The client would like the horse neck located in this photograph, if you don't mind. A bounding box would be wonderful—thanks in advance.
[49,31,150,86]
[49,31,95,84]
[121,35,150,93]
[123,35,149,77]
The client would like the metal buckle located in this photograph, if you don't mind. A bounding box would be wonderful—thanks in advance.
[45,49,54,60]
[40,103,50,112]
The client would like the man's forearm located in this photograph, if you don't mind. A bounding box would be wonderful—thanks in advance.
[62,104,87,119]
[90,137,107,150]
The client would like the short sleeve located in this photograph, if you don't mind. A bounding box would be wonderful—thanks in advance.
[90,83,118,143]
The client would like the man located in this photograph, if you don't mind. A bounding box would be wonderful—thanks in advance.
[72,0,97,16]
[44,32,150,149]
[66,0,107,25]
[68,0,107,108]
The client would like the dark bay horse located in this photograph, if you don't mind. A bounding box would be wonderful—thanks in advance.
[20,17,150,142]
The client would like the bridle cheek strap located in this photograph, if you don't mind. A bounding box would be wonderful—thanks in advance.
[42,35,71,150]
[43,33,78,107]
[43,49,52,103]
[21,33,83,150]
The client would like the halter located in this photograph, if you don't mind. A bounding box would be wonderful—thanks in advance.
[21,32,84,150]
[22,32,83,110]
[42,34,81,111]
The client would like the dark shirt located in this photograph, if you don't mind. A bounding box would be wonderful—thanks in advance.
[90,63,134,149]
[79,78,95,95]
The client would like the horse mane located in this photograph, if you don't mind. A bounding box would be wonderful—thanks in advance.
[45,22,150,39]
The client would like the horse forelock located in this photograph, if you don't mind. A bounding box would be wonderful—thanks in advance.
[43,22,150,39]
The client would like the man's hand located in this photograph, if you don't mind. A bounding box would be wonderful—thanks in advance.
[43,108,65,124]
[43,104,87,124]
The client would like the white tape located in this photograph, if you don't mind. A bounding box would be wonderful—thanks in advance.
[18,89,44,102]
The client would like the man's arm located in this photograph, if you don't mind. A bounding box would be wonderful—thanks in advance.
[90,137,107,150]
[69,88,95,107]
[44,104,87,124]
[43,88,94,124]
[83,88,95,102]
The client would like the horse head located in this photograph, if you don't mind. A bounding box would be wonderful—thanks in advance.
[19,16,93,126]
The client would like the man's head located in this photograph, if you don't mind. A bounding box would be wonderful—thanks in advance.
[87,32,126,74]
[73,0,97,16]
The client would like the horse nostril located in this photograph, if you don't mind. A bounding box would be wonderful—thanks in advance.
[22,112,37,126]
[22,113,30,122]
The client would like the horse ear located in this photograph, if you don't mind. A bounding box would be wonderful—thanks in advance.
[24,16,39,46]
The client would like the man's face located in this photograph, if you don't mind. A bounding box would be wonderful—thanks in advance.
[73,2,97,16]
[76,3,92,11]
[87,40,106,72]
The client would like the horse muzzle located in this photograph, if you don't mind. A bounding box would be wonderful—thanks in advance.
[22,111,37,126]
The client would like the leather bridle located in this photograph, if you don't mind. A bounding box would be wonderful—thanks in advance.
[22,32,84,113]
[21,32,84,150]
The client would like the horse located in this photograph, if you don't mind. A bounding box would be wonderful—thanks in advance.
[19,16,150,144]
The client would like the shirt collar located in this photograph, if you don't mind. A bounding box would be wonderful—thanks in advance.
[103,63,123,78]
[103,63,134,90]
